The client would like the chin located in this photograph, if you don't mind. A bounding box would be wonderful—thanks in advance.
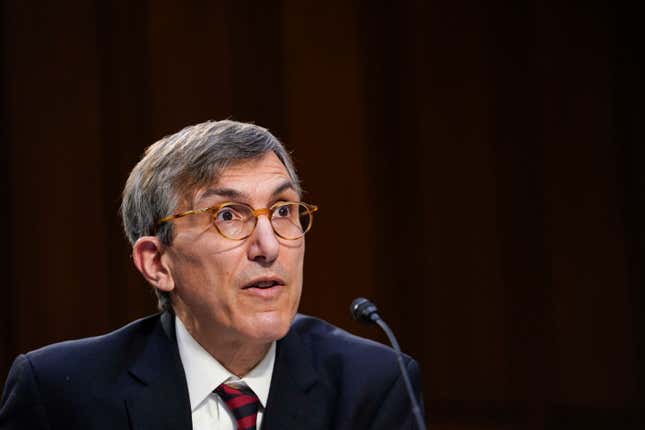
[243,311,293,343]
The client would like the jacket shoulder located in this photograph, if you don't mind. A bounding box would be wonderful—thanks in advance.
[0,314,166,428]
[283,314,423,429]
[290,313,415,375]
[25,313,162,384]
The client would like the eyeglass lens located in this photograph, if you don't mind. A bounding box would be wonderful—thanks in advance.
[213,203,312,239]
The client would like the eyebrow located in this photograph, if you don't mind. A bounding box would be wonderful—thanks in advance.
[196,180,297,206]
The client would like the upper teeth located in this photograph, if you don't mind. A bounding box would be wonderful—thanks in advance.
[256,281,275,288]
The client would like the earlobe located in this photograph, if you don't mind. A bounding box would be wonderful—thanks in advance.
[132,236,175,292]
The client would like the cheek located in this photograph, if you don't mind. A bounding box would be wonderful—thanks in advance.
[170,251,237,299]
[277,240,304,275]
[287,246,305,299]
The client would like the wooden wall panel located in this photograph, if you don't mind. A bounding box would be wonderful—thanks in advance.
[615,3,645,420]
[538,2,635,406]
[7,1,111,351]
[281,0,375,334]
[357,1,434,357]
[485,4,554,427]
[95,1,159,326]
[147,0,235,136]
[2,1,643,428]
[411,1,508,405]
[0,0,11,376]
[228,1,287,133]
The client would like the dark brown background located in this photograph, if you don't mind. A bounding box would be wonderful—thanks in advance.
[1,1,643,429]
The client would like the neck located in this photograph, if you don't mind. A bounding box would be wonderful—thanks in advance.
[207,339,271,377]
[175,309,272,377]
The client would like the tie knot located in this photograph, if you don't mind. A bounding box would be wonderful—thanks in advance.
[214,383,260,430]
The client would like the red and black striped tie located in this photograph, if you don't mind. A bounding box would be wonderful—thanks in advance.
[214,383,260,430]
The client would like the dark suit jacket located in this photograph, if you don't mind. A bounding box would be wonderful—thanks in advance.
[0,312,423,429]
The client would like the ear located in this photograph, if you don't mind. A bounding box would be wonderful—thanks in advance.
[132,236,175,292]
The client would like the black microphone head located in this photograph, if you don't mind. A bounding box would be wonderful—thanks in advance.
[350,297,380,324]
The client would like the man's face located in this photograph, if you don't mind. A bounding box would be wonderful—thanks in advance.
[163,152,304,345]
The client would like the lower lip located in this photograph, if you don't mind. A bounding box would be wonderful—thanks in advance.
[242,284,284,299]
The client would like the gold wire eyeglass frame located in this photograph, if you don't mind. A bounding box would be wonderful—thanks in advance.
[157,201,319,240]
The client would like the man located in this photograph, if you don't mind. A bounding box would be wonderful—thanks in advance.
[0,120,424,429]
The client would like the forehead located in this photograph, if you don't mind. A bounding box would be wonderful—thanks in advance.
[193,152,296,205]
[219,152,290,182]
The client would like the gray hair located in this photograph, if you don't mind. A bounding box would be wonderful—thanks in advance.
[121,120,301,311]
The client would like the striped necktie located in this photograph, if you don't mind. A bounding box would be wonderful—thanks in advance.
[214,383,260,430]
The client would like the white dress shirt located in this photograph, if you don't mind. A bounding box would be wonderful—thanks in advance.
[175,316,276,430]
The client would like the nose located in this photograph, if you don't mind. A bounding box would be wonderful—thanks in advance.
[247,214,280,264]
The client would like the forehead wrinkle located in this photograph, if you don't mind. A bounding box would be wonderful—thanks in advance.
[201,187,244,200]
[271,180,298,198]
[193,187,246,208]
[194,179,297,208]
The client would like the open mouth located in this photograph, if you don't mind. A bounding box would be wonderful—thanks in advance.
[242,279,285,290]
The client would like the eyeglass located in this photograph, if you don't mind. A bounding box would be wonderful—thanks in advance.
[157,201,319,240]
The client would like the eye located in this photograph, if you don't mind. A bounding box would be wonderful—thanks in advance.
[274,204,292,218]
[215,207,243,222]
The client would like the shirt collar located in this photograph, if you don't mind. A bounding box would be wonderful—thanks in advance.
[175,316,276,412]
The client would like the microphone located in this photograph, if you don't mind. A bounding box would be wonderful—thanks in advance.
[350,298,427,430]
[350,297,380,323]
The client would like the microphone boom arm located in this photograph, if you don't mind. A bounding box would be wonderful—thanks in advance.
[350,297,427,430]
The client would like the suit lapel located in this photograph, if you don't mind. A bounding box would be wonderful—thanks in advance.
[120,313,331,429]
[125,312,192,430]
[263,321,330,430]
